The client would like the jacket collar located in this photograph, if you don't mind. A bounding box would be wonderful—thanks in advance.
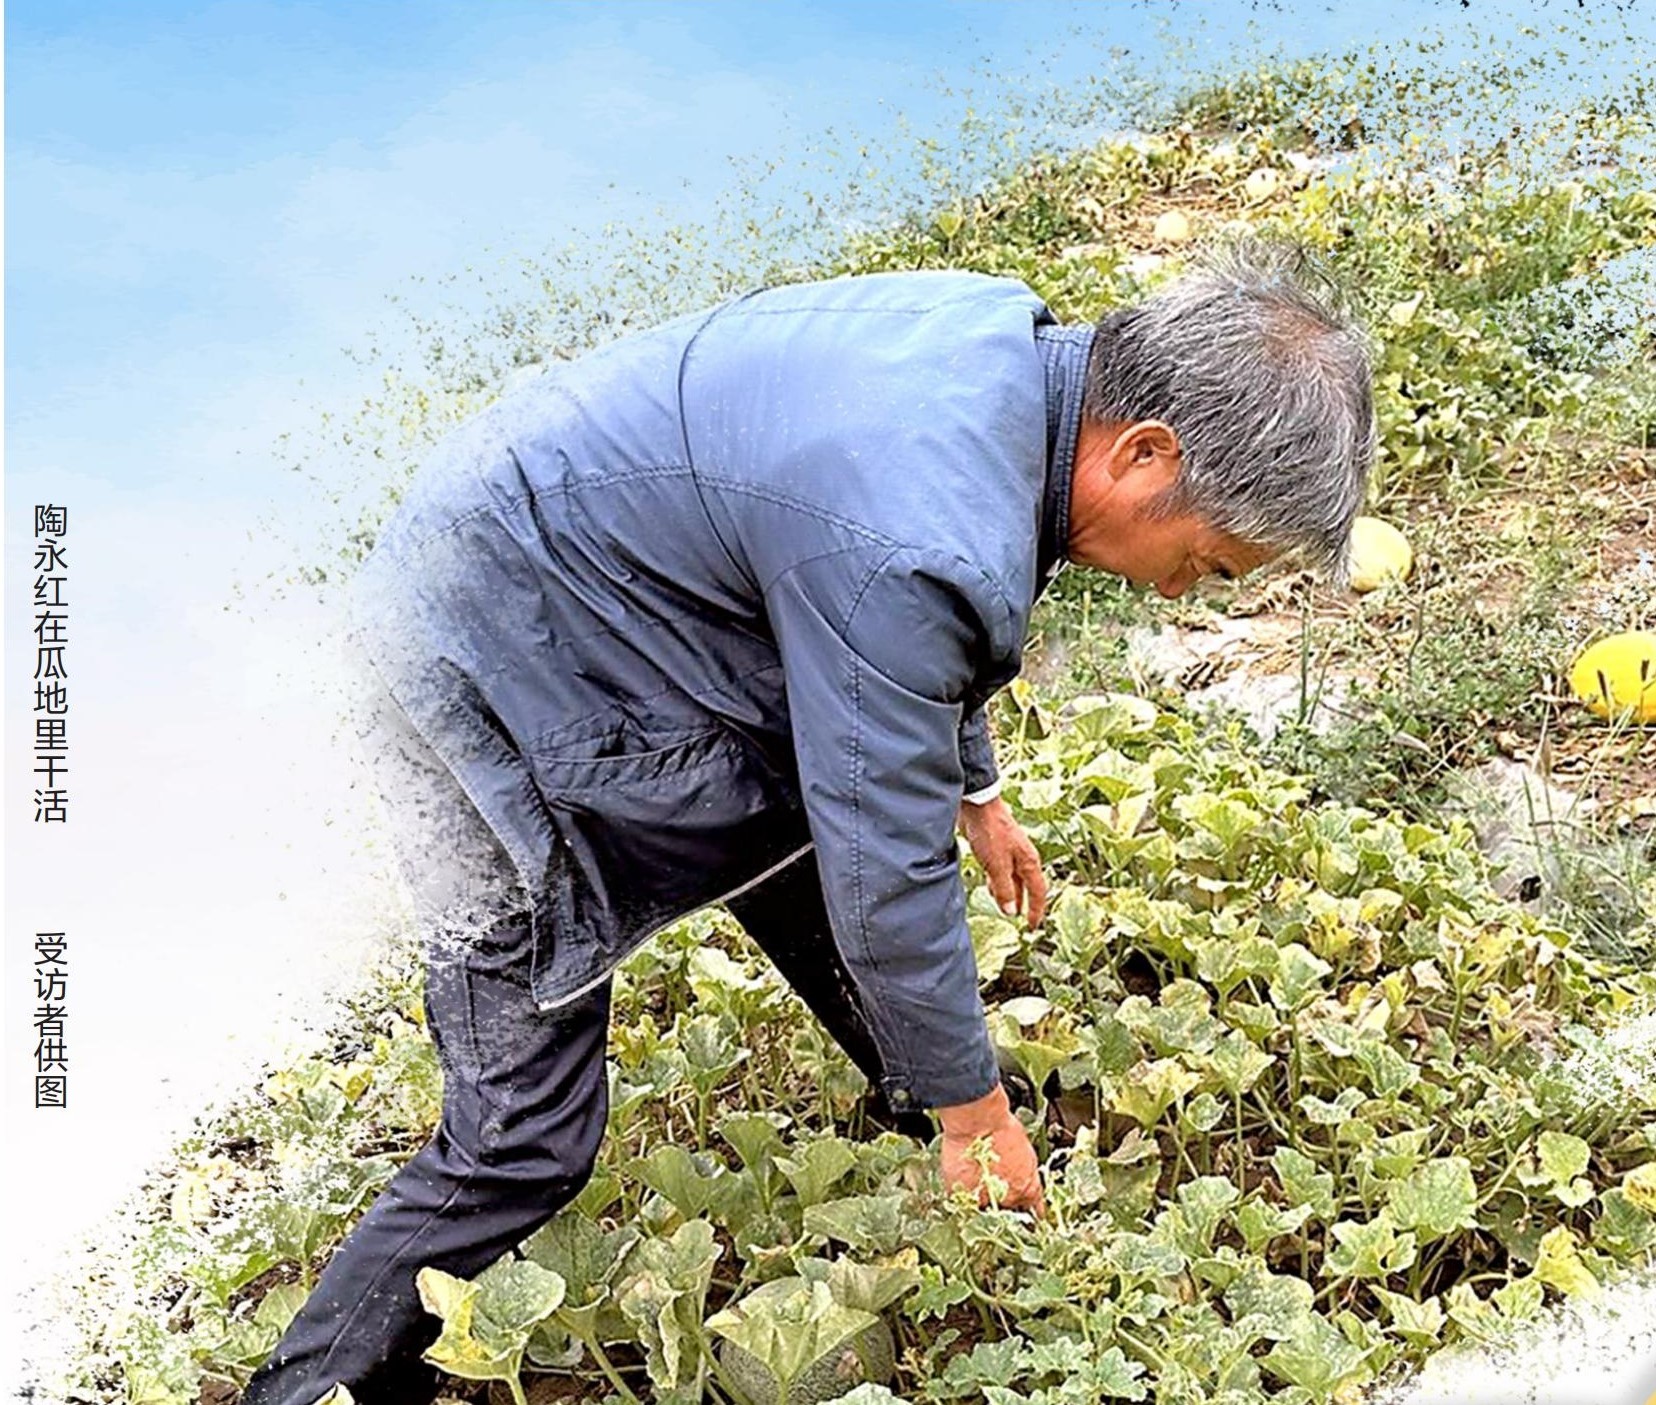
[1034,321,1093,591]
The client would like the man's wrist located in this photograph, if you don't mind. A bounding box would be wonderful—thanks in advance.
[937,1081,1011,1139]
[962,779,1002,806]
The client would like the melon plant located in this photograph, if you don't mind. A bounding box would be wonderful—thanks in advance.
[710,1277,896,1405]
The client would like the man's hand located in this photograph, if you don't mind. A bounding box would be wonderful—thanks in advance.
[958,796,1047,928]
[937,1082,1046,1217]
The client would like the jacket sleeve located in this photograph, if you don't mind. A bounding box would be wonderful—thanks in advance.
[764,545,1015,1111]
[959,705,1000,803]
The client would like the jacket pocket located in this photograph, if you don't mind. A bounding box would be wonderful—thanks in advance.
[527,723,808,990]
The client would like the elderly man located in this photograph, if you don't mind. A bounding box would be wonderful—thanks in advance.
[246,242,1374,1404]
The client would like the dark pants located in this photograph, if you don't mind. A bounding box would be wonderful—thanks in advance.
[242,667,931,1405]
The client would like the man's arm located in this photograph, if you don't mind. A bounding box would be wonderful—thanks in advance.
[764,544,1011,1111]
[957,701,1047,928]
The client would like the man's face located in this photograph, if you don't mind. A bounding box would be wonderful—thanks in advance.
[1127,507,1278,600]
[1073,428,1277,596]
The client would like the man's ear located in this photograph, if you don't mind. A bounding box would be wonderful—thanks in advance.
[1108,420,1181,479]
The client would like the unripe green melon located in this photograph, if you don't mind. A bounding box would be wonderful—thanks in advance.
[719,1316,896,1405]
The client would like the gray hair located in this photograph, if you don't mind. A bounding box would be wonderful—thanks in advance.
[1083,238,1377,580]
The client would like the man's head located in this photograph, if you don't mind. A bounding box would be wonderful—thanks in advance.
[1068,238,1376,597]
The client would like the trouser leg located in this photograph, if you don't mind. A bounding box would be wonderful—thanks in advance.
[242,663,612,1405]
[241,938,612,1405]
[723,848,936,1139]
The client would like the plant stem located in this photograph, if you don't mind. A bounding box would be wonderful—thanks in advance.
[577,1332,645,1405]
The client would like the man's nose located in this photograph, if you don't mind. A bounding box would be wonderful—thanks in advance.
[1155,574,1191,599]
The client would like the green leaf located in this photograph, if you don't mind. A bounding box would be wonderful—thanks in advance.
[1268,943,1333,1012]
[706,1276,879,1396]
[905,1263,970,1320]
[804,1193,928,1255]
[1325,1212,1419,1279]
[826,1249,923,1315]
[1224,1260,1315,1343]
[253,1281,308,1334]
[941,1338,1028,1391]
[777,1137,860,1208]
[1235,1199,1312,1253]
[719,1112,790,1176]
[1083,1017,1141,1077]
[630,1144,726,1221]
[1385,1157,1478,1244]
[1262,1312,1369,1394]
[1532,1225,1601,1301]
[1273,1147,1339,1222]
[1372,1286,1445,1346]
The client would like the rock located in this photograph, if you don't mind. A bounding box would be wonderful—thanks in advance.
[1185,671,1357,744]
[1444,760,1595,903]
[1123,618,1303,691]
[1124,625,1208,687]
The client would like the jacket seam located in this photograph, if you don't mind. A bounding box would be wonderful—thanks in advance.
[521,658,786,754]
[694,475,900,550]
[396,464,695,556]
[841,543,911,1080]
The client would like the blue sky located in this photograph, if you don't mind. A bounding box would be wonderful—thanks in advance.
[10,0,1479,500]
[5,0,1655,1345]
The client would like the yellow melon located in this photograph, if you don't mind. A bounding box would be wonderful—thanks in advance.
[1347,516,1413,593]
[1569,631,1656,723]
[1153,209,1193,244]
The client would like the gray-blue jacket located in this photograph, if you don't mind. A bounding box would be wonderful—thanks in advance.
[347,270,1092,1110]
